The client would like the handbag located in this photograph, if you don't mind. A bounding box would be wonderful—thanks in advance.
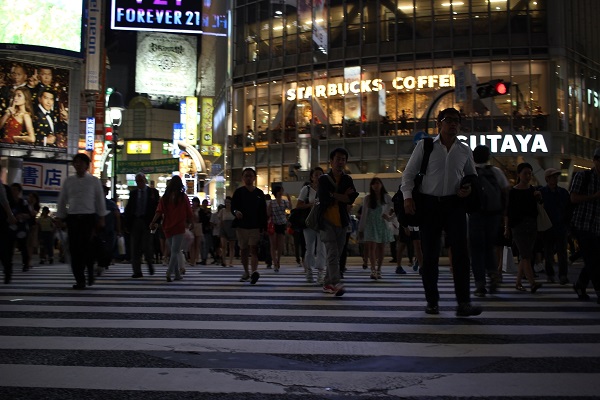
[117,235,126,255]
[304,201,321,231]
[267,220,275,235]
[536,203,552,232]
[289,207,310,229]
[502,245,516,273]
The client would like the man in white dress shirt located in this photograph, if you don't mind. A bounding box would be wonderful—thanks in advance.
[56,153,107,289]
[401,108,481,317]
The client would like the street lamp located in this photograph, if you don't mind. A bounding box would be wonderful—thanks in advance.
[107,91,125,199]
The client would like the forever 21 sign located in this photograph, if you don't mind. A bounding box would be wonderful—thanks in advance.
[110,0,203,34]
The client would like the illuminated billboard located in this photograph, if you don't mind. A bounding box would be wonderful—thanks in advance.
[0,60,70,152]
[110,0,226,37]
[135,32,197,97]
[0,0,83,57]
[111,0,203,34]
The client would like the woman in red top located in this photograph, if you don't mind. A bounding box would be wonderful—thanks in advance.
[0,87,35,144]
[150,176,193,282]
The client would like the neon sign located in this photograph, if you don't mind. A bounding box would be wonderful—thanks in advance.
[458,133,549,153]
[286,74,455,101]
[111,0,203,34]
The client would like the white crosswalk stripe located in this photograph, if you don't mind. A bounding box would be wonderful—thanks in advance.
[1,260,599,399]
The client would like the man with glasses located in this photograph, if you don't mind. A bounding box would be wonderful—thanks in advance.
[401,108,481,317]
[570,147,600,303]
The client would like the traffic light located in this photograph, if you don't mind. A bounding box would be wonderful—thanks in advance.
[477,80,511,98]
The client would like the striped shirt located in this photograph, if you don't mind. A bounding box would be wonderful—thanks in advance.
[570,170,600,235]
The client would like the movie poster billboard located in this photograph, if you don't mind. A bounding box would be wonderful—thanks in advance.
[0,60,70,152]
[135,32,197,97]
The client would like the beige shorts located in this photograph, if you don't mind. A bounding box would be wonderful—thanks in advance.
[236,228,261,249]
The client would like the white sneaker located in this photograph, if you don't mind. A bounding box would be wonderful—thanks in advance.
[317,270,325,285]
[306,268,314,283]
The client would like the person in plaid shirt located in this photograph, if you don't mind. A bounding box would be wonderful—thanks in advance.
[570,147,600,303]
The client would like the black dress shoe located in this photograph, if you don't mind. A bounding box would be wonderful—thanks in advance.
[425,303,439,315]
[573,283,590,301]
[131,274,143,278]
[456,303,482,317]
[87,276,95,287]
[72,284,85,290]
[530,282,542,293]
[148,264,155,276]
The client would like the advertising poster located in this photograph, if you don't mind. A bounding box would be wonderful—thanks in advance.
[0,60,70,152]
[344,66,362,121]
[135,32,197,97]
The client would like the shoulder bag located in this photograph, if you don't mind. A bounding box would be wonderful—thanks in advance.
[536,202,552,232]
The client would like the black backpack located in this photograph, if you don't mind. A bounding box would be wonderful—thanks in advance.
[469,165,504,215]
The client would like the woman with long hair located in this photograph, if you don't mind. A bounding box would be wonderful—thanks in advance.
[0,87,35,144]
[298,167,326,284]
[267,185,290,272]
[219,196,237,267]
[358,177,394,280]
[505,163,543,293]
[150,175,194,282]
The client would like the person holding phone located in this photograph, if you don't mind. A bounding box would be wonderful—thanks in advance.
[401,107,481,317]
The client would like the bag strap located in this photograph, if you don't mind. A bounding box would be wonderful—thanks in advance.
[419,137,434,176]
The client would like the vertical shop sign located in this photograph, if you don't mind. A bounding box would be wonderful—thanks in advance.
[172,123,185,157]
[454,66,467,103]
[85,0,102,91]
[86,117,95,151]
[185,96,198,145]
[201,97,213,146]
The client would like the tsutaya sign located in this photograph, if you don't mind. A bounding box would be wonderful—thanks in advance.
[458,133,549,153]
[287,74,456,101]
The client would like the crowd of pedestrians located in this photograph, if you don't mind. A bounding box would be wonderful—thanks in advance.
[0,124,598,314]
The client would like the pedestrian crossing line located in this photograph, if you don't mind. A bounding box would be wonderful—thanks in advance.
[2,336,600,357]
[2,317,600,336]
[1,303,598,318]
[1,365,599,397]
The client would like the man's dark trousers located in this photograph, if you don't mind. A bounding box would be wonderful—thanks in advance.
[130,217,154,276]
[67,214,96,286]
[419,195,471,305]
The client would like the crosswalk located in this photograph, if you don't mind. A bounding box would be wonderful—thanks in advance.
[1,259,599,399]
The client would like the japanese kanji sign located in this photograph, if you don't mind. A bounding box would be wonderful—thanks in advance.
[21,159,68,192]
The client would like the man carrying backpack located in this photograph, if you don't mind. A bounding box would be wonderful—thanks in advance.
[468,145,510,297]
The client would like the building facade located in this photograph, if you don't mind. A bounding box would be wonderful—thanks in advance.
[227,0,600,195]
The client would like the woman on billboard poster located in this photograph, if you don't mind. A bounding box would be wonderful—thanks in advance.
[0,86,35,144]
